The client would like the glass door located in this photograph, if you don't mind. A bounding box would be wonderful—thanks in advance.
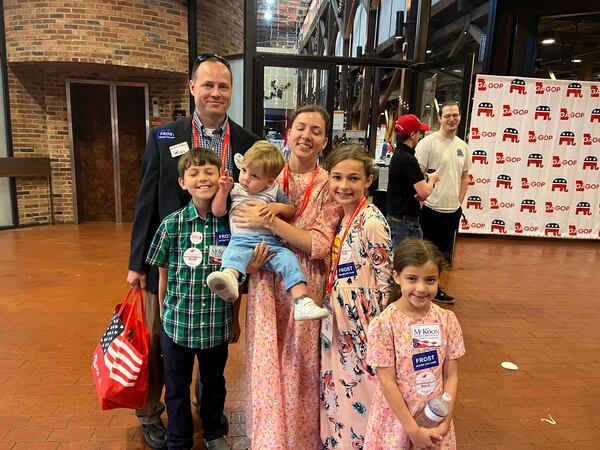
[411,53,476,139]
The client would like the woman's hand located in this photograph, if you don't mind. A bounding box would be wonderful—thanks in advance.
[233,201,272,229]
[246,241,274,274]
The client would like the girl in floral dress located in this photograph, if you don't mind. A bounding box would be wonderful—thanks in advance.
[320,146,393,449]
[364,239,465,450]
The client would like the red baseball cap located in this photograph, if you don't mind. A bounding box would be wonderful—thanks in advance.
[395,114,429,134]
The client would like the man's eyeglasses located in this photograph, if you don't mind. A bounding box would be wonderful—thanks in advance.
[194,53,231,70]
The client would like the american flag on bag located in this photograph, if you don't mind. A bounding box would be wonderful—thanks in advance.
[100,312,143,387]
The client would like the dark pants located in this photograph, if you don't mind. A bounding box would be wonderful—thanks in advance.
[160,329,229,449]
[420,205,462,261]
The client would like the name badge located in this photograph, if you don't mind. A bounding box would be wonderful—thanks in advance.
[169,142,190,158]
[208,245,226,265]
[411,323,442,348]
[320,300,333,349]
[337,262,357,279]
[157,129,176,140]
[412,349,439,372]
[215,231,231,246]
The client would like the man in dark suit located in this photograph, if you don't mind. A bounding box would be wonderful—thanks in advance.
[127,54,259,450]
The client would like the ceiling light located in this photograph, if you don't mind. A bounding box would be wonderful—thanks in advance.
[266,0,275,4]
[453,69,461,73]
[541,38,555,45]
[571,59,582,63]
[264,11,273,20]
[426,49,432,54]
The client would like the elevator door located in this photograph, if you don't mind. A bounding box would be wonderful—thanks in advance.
[69,82,148,222]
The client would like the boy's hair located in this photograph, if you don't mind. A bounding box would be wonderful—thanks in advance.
[388,239,445,304]
[243,140,285,179]
[325,145,378,181]
[177,147,221,178]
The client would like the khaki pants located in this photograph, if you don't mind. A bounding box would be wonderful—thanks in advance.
[135,291,165,425]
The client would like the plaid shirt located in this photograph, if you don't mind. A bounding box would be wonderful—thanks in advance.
[146,201,232,349]
[193,112,232,174]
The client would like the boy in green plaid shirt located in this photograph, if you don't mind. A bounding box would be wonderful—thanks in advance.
[146,147,235,450]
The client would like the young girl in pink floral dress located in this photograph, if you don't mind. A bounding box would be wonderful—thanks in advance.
[320,146,392,449]
[364,239,465,450]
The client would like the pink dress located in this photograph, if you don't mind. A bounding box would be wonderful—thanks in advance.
[320,204,392,449]
[245,166,342,449]
[364,303,465,450]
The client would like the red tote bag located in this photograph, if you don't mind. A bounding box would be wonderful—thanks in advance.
[92,288,149,410]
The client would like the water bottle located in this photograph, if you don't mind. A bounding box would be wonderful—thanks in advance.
[415,392,452,428]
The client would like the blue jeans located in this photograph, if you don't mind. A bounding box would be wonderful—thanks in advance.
[387,214,423,251]
[221,235,307,291]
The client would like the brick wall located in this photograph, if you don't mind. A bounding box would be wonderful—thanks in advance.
[9,63,189,224]
[197,0,245,55]
[4,0,189,74]
[4,0,246,225]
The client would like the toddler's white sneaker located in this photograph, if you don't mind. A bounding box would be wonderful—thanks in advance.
[207,271,239,303]
[294,296,329,321]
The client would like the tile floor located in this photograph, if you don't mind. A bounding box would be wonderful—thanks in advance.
[0,224,599,449]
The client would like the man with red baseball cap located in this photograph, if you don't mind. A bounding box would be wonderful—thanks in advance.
[386,114,440,249]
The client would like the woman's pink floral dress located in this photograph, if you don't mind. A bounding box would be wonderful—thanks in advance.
[364,302,466,450]
[320,203,392,449]
[245,166,341,449]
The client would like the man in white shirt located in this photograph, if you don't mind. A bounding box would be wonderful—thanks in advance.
[415,101,470,304]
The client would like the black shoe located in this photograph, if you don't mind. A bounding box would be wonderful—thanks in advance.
[142,422,167,450]
[433,287,455,304]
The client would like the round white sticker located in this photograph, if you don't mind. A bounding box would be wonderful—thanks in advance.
[190,231,203,245]
[340,241,353,263]
[415,371,436,396]
[183,247,202,267]
[234,153,244,170]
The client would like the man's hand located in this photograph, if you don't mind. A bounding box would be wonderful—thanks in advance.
[428,170,440,184]
[127,270,146,290]
[218,168,234,193]
[229,319,241,344]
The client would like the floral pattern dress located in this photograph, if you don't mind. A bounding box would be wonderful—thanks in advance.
[245,166,342,450]
[320,203,393,450]
[364,302,466,450]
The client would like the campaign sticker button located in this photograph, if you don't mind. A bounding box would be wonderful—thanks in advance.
[337,262,357,278]
[215,231,231,246]
[183,247,202,267]
[412,349,439,372]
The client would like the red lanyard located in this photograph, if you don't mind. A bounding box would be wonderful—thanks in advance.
[283,163,320,223]
[326,196,368,293]
[193,120,230,169]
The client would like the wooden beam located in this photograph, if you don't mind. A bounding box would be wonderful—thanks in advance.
[429,3,488,43]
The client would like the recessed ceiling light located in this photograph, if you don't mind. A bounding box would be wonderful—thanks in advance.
[426,49,432,54]
[264,11,273,20]
[571,59,582,63]
[541,38,555,45]
[453,69,461,73]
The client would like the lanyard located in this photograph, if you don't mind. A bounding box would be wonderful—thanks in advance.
[282,163,320,223]
[193,120,230,170]
[326,196,368,293]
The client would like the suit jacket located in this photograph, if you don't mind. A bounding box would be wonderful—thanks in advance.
[128,116,260,294]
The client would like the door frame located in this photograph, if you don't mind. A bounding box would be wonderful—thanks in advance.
[66,80,149,223]
[253,53,415,145]
[410,53,476,140]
